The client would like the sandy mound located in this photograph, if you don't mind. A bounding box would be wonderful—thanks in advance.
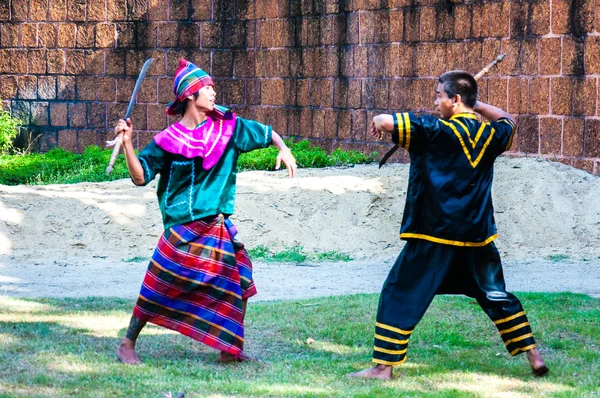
[0,157,599,266]
[1,156,599,298]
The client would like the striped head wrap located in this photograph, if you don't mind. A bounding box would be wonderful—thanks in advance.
[166,59,214,116]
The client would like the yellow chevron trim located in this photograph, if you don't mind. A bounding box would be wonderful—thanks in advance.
[137,295,243,341]
[494,311,526,325]
[499,321,530,335]
[440,119,474,163]
[374,346,407,355]
[509,344,536,357]
[471,127,496,167]
[375,333,409,345]
[450,118,474,147]
[150,260,242,300]
[373,356,407,366]
[399,233,498,247]
[503,333,534,347]
[472,122,487,148]
[440,119,496,168]
[376,322,413,336]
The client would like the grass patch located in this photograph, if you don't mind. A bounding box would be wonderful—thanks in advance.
[0,293,597,397]
[546,254,570,262]
[238,140,376,171]
[121,256,147,263]
[0,140,376,186]
[248,244,353,263]
[0,146,131,185]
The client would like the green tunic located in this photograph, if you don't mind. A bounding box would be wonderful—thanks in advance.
[137,117,273,230]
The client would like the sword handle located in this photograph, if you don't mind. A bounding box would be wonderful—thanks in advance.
[105,133,123,175]
[473,53,505,80]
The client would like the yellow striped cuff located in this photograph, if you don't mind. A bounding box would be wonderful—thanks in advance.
[503,333,534,347]
[374,346,407,355]
[372,357,407,366]
[499,321,530,335]
[509,344,536,357]
[494,311,526,325]
[376,322,412,336]
[375,333,409,345]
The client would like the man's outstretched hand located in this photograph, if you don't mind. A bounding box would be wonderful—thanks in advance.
[275,148,297,178]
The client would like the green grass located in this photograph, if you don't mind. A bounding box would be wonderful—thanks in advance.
[546,254,570,262]
[121,256,147,263]
[0,140,376,186]
[0,293,598,397]
[248,244,353,263]
[0,146,131,185]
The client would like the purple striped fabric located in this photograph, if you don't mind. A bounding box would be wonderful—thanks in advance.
[133,215,256,355]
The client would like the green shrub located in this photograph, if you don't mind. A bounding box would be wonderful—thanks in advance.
[247,243,354,263]
[238,139,377,171]
[0,106,20,155]
[0,146,130,185]
[0,140,377,186]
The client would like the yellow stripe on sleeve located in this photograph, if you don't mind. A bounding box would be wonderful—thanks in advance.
[396,112,404,147]
[403,112,411,150]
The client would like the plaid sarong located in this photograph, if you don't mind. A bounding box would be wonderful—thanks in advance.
[133,214,257,355]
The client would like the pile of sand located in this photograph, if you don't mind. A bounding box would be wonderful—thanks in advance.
[1,157,599,266]
[1,156,599,298]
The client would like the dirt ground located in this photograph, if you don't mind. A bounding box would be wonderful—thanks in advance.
[0,157,599,299]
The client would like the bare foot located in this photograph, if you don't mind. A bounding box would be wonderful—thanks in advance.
[218,351,256,363]
[348,364,393,380]
[526,348,549,377]
[117,338,142,365]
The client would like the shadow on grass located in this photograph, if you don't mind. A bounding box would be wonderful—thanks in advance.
[0,294,597,397]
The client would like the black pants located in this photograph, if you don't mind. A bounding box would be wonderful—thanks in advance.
[373,239,537,366]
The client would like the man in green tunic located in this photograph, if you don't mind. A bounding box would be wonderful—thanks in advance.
[113,59,297,364]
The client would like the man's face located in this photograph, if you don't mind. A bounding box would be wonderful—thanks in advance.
[434,82,454,119]
[191,85,216,112]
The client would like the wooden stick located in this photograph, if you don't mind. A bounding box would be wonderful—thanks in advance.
[473,53,505,81]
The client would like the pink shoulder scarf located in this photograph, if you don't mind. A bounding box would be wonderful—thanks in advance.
[153,113,237,170]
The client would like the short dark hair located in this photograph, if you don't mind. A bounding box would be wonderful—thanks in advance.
[176,91,200,116]
[438,70,478,108]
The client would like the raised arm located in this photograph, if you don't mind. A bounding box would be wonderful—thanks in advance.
[114,118,145,186]
[473,101,515,124]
